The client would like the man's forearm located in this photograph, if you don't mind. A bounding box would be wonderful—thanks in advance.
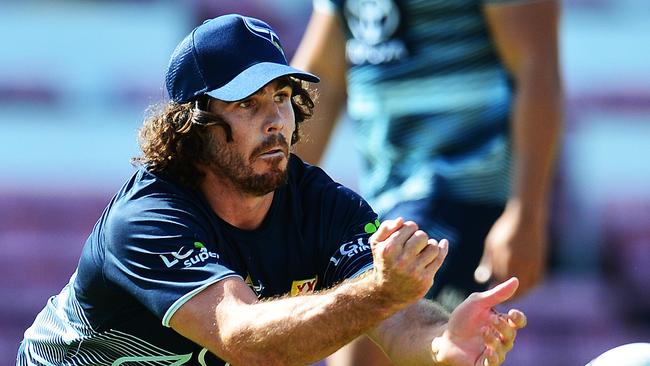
[217,273,405,366]
[510,68,562,215]
[368,300,450,365]
[291,9,347,165]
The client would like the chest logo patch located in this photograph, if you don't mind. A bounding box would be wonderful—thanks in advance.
[290,276,318,296]
[245,274,265,298]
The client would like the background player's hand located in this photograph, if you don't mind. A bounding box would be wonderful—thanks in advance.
[370,218,448,306]
[431,278,527,366]
[474,201,547,298]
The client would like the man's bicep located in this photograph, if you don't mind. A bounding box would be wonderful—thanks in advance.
[483,0,560,76]
[104,205,241,325]
[169,277,258,360]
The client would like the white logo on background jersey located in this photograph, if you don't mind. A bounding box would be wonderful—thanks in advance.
[345,0,400,45]
[344,0,408,64]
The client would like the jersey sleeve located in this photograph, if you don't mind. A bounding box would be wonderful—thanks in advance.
[320,184,380,288]
[102,192,240,327]
[313,0,339,14]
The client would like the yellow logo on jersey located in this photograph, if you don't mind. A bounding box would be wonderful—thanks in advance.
[290,276,318,296]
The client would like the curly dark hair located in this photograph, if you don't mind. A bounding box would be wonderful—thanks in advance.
[132,77,315,189]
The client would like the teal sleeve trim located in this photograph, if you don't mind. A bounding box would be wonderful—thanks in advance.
[162,273,243,327]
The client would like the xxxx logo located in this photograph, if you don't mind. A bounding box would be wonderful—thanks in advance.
[290,276,318,296]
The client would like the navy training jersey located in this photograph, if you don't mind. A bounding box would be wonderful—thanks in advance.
[314,0,529,213]
[17,155,379,366]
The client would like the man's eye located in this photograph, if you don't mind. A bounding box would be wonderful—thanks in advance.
[274,92,290,103]
[238,100,253,108]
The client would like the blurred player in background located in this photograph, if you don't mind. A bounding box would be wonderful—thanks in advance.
[292,0,562,364]
[17,14,526,366]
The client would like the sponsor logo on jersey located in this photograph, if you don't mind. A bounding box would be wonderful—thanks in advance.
[364,218,381,234]
[245,273,265,297]
[344,0,408,64]
[290,276,318,296]
[329,237,372,267]
[159,242,218,268]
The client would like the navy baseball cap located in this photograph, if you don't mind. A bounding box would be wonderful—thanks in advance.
[165,14,319,103]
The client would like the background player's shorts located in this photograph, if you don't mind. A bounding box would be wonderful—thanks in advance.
[381,197,505,310]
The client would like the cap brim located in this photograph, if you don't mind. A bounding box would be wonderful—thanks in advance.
[206,62,320,102]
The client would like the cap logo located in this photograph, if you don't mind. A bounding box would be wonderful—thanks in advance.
[243,18,285,57]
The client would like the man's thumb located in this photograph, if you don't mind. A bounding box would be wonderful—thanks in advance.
[474,252,493,284]
[473,277,519,308]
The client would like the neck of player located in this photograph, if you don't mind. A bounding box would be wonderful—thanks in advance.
[198,168,274,231]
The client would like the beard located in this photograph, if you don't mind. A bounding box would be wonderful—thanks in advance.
[207,133,289,196]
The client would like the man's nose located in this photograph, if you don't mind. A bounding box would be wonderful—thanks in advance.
[262,101,286,134]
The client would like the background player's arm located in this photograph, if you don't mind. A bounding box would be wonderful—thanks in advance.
[476,0,562,295]
[291,7,347,165]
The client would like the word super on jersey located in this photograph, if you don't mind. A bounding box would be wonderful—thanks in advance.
[17,155,379,366]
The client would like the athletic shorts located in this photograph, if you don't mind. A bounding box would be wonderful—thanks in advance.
[381,197,505,309]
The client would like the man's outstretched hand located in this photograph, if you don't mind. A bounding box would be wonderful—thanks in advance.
[431,278,527,366]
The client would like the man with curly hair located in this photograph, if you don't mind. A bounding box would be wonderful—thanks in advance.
[17,14,525,366]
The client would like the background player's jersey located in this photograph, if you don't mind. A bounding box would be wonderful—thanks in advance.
[316,0,521,214]
[17,155,378,366]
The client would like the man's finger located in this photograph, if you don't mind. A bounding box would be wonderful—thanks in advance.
[376,221,419,261]
[507,309,527,329]
[370,217,404,244]
[474,251,493,284]
[383,221,418,248]
[414,238,438,263]
[424,239,448,275]
[491,314,515,350]
[475,347,498,366]
[472,277,519,308]
[403,229,430,258]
